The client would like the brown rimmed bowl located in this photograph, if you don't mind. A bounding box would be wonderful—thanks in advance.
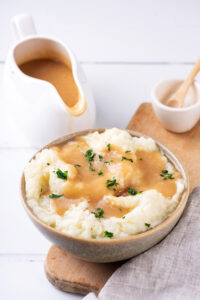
[21,129,189,262]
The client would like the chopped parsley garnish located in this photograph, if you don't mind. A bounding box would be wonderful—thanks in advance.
[39,188,43,197]
[89,166,95,172]
[128,188,137,195]
[160,170,175,180]
[104,231,114,238]
[107,143,111,151]
[125,150,131,153]
[104,160,113,165]
[46,162,50,166]
[92,208,104,218]
[49,194,64,199]
[89,162,95,172]
[99,155,103,161]
[84,149,96,161]
[122,216,126,219]
[84,149,93,157]
[139,158,143,160]
[98,171,104,175]
[167,174,175,179]
[74,164,81,167]
[88,153,96,161]
[121,156,133,163]
[84,149,96,170]
[145,223,151,228]
[56,169,68,180]
[106,177,119,189]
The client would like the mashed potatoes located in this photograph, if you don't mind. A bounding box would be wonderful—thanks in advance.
[24,128,184,239]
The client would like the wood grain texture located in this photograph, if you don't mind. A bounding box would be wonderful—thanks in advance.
[45,245,121,295]
[45,102,199,295]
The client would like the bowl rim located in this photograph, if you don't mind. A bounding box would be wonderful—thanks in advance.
[151,78,200,112]
[21,128,189,245]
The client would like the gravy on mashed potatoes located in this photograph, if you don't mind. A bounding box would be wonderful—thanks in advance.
[24,129,184,239]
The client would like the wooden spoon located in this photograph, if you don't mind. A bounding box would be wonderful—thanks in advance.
[166,58,200,108]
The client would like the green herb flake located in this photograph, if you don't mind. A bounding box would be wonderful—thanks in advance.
[98,171,104,175]
[46,162,50,166]
[89,162,95,172]
[122,216,126,219]
[49,194,64,199]
[168,174,175,179]
[106,177,119,189]
[104,231,114,238]
[104,160,113,165]
[128,188,137,195]
[138,191,143,194]
[99,155,103,161]
[84,149,93,157]
[121,156,133,163]
[162,170,168,174]
[74,164,81,167]
[88,153,96,161]
[125,150,131,153]
[84,149,96,162]
[89,167,95,171]
[107,143,111,151]
[145,223,151,228]
[56,169,68,180]
[139,158,143,160]
[92,208,104,218]
[160,170,175,180]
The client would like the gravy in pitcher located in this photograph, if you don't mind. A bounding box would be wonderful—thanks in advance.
[19,58,79,107]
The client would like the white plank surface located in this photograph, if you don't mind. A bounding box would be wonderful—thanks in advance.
[1,1,200,299]
[1,0,200,62]
[0,148,51,254]
[0,259,81,300]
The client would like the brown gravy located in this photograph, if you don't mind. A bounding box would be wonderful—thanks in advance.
[46,138,180,218]
[19,58,79,107]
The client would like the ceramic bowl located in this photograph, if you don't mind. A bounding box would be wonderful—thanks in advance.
[21,129,189,263]
[151,78,200,133]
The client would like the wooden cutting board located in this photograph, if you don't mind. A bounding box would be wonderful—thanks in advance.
[45,103,200,295]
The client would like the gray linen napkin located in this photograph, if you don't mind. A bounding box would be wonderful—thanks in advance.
[84,185,200,300]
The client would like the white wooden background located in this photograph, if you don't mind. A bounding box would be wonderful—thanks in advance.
[1,0,200,299]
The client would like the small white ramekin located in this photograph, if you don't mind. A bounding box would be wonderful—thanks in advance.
[151,79,200,133]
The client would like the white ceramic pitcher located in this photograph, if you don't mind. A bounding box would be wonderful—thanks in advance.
[4,14,96,146]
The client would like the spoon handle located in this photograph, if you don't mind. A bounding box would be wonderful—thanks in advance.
[173,58,200,107]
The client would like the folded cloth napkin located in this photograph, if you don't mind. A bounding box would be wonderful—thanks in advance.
[84,185,200,300]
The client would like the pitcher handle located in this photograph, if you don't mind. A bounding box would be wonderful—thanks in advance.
[11,14,37,42]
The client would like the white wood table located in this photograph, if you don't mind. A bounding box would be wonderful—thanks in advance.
[1,1,200,299]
